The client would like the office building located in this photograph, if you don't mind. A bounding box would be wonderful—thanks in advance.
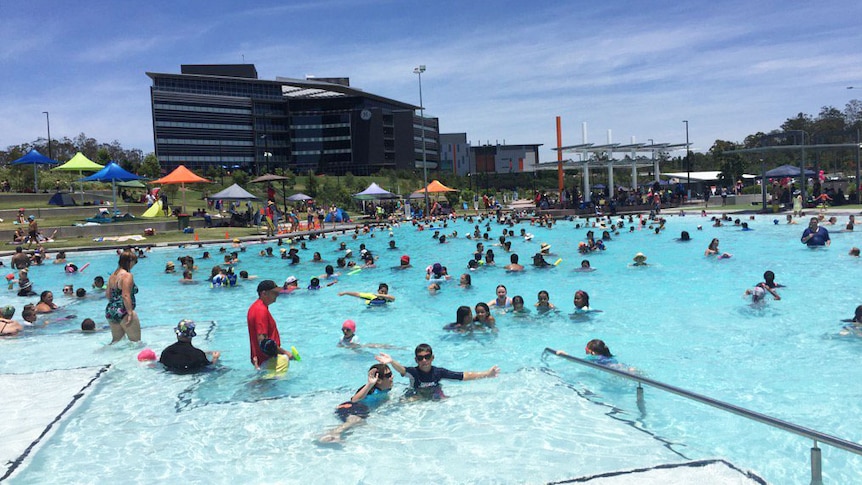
[147,64,439,175]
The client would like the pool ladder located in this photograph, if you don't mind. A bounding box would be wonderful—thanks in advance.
[545,347,862,485]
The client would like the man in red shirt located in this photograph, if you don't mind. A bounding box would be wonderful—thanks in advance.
[247,280,294,372]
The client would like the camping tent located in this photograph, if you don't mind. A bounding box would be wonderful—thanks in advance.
[52,152,104,203]
[324,208,351,223]
[150,165,211,214]
[80,162,145,214]
[48,192,76,206]
[11,149,58,192]
[209,183,258,200]
[353,182,398,200]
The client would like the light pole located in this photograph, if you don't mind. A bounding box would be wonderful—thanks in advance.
[683,120,691,201]
[846,88,861,202]
[42,111,52,160]
[414,65,429,216]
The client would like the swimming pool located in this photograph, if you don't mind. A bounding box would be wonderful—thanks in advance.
[2,213,861,483]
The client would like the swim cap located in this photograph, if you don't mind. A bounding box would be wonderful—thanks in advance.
[284,275,298,285]
[401,255,410,264]
[137,349,157,361]
[175,319,196,338]
[1,305,14,318]
[342,319,356,332]
[5,273,14,280]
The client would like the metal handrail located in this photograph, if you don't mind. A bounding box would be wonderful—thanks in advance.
[545,347,862,484]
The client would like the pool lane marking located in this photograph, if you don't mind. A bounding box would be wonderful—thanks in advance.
[0,364,111,482]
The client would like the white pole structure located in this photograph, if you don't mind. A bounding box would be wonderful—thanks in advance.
[607,129,614,193]
[413,65,428,215]
[631,136,638,191]
[582,122,591,202]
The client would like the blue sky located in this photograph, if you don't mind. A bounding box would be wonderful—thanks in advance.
[2,0,861,161]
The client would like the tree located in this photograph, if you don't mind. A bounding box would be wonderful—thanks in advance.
[305,170,319,198]
[139,153,161,179]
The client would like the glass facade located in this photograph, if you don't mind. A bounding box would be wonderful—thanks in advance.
[148,66,439,175]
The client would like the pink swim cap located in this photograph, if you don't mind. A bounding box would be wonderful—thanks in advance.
[137,349,157,362]
[341,319,356,332]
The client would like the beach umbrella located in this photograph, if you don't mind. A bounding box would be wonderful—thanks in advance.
[250,173,291,210]
[286,193,313,201]
[11,149,58,193]
[81,162,145,213]
[150,165,211,214]
[52,152,104,203]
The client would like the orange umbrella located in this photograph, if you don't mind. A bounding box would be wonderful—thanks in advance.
[150,165,211,213]
[414,179,458,193]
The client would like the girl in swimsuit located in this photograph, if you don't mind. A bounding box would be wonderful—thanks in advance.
[105,250,141,343]
[488,285,512,308]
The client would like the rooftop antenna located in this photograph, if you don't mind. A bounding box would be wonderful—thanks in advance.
[242,54,245,63]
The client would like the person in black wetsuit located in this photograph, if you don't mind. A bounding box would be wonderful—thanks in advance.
[376,343,499,400]
[159,320,220,373]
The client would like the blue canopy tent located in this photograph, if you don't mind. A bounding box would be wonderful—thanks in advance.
[762,165,816,178]
[80,162,145,217]
[11,149,58,192]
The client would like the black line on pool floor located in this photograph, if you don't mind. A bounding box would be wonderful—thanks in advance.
[0,364,111,482]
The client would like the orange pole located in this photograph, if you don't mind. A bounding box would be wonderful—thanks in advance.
[556,116,563,193]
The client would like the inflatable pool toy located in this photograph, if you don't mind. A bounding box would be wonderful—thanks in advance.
[348,268,362,276]
[79,263,90,272]
[291,346,301,361]
[554,258,563,266]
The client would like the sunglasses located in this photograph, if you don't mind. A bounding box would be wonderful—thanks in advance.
[342,328,352,333]
[379,373,393,379]
[416,353,433,361]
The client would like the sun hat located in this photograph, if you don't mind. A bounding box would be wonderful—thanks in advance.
[401,255,410,264]
[285,276,298,285]
[279,248,287,253]
[540,243,551,252]
[175,319,197,338]
[256,280,278,293]
[342,319,356,332]
[633,252,647,263]
[233,238,240,243]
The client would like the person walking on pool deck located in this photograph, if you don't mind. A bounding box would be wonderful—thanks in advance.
[105,249,141,343]
[247,279,296,371]
[376,343,499,400]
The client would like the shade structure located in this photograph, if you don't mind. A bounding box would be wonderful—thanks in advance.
[763,164,816,178]
[353,182,398,200]
[52,152,104,203]
[414,179,458,193]
[81,162,145,213]
[286,193,313,201]
[250,173,292,209]
[11,149,58,193]
[150,165,211,214]
[209,183,258,200]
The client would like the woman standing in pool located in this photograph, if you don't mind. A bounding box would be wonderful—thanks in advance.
[488,284,512,308]
[105,249,141,343]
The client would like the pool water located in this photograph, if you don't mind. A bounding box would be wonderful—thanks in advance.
[2,213,862,483]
